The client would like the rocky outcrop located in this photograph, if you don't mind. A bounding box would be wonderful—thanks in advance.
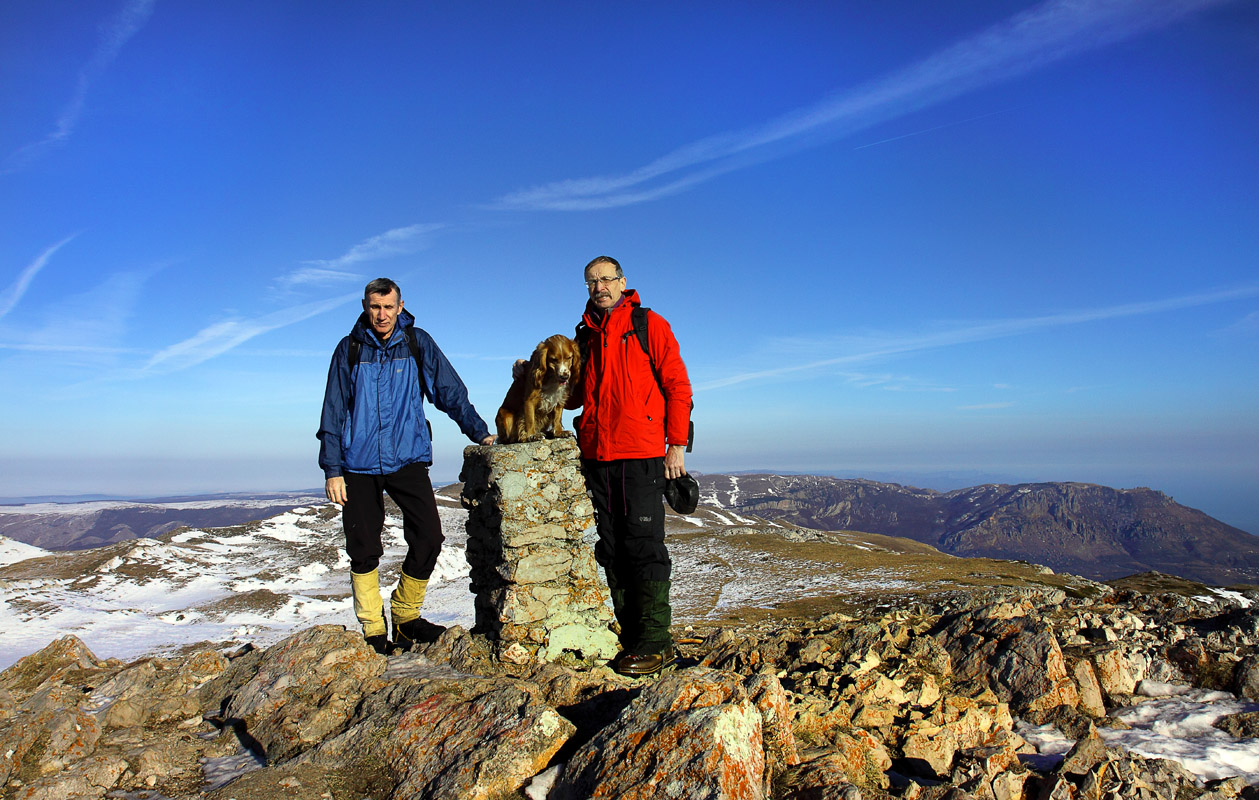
[6,584,1259,799]
[551,668,768,799]
[218,625,385,763]
[935,597,1080,721]
[460,438,619,664]
[381,677,573,799]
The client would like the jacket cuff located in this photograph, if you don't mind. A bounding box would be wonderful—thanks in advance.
[323,467,343,479]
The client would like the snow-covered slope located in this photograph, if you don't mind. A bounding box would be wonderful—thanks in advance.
[0,493,325,550]
[0,534,46,567]
[0,488,1089,672]
[0,495,474,670]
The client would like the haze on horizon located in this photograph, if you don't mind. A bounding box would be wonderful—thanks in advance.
[1,1,1256,534]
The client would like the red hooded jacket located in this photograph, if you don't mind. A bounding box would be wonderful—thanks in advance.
[570,289,693,461]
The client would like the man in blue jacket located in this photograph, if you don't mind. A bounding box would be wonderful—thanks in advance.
[318,278,495,654]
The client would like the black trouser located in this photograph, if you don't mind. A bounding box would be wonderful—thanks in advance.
[583,457,672,654]
[342,461,443,579]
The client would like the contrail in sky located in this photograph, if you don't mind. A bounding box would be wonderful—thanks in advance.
[851,108,1019,151]
[0,234,79,320]
[697,284,1259,391]
[2,0,157,174]
[492,0,1229,211]
[143,293,356,374]
[148,224,445,372]
[299,224,446,272]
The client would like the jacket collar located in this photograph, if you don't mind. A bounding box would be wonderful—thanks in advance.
[351,307,416,347]
[584,288,641,328]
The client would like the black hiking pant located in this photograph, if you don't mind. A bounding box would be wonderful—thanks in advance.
[583,457,672,654]
[342,461,444,579]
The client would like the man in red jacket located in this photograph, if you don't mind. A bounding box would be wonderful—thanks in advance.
[570,255,693,676]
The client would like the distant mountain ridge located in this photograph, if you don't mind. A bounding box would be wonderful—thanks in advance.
[0,492,324,551]
[696,474,1259,585]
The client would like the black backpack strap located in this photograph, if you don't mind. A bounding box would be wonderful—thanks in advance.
[404,327,426,396]
[628,306,665,400]
[404,327,433,440]
[630,307,695,451]
[347,337,361,367]
[630,306,651,357]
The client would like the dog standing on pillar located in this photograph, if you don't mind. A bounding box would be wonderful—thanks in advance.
[568,256,694,676]
[318,278,496,655]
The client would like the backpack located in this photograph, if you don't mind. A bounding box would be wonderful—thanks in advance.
[575,306,694,452]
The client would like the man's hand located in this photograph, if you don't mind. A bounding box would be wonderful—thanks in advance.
[511,359,527,381]
[325,476,348,506]
[481,434,497,446]
[664,445,686,480]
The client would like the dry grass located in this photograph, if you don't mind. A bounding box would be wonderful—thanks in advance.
[666,517,1105,629]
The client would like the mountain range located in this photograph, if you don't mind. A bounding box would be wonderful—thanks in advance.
[3,474,1254,588]
[0,483,1096,671]
[0,492,323,550]
[696,474,1259,585]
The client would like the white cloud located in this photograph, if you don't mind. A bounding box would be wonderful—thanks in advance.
[143,293,356,373]
[2,0,156,174]
[697,284,1259,391]
[0,234,79,320]
[275,267,362,291]
[139,223,444,374]
[1218,310,1259,337]
[0,342,139,355]
[491,0,1228,211]
[838,371,955,393]
[301,224,445,271]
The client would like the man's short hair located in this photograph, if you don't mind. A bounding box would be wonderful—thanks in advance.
[364,277,401,301]
[584,256,623,279]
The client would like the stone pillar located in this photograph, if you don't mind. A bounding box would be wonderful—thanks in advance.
[460,438,619,664]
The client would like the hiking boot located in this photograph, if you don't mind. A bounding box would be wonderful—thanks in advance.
[393,617,447,650]
[364,634,391,656]
[615,648,677,677]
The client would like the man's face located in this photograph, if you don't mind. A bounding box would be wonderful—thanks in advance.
[363,289,403,339]
[585,265,625,310]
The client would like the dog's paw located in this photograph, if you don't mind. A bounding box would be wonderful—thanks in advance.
[526,433,547,442]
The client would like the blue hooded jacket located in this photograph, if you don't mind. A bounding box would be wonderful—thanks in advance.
[317,308,489,478]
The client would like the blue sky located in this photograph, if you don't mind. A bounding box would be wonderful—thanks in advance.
[2,1,1257,532]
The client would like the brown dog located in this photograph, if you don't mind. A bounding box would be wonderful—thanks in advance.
[495,334,582,444]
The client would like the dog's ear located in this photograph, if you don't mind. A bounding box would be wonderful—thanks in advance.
[530,343,549,386]
[569,341,582,383]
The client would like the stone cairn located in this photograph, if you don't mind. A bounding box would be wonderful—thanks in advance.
[460,437,619,664]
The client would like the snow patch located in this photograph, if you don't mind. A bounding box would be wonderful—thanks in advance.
[0,536,48,566]
[1018,685,1259,784]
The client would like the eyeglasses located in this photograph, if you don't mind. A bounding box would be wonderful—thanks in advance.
[584,275,622,287]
